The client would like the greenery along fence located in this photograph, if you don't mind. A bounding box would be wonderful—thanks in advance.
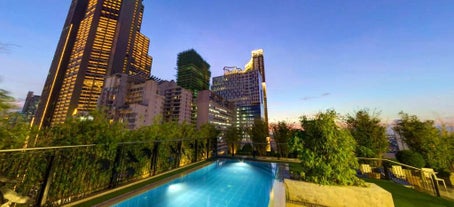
[0,138,216,206]
[357,157,445,198]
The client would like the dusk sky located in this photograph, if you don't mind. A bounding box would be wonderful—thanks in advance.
[1,0,453,124]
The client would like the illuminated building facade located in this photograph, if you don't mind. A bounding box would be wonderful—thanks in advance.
[158,80,193,123]
[196,90,235,131]
[34,0,152,128]
[176,49,211,123]
[211,49,268,135]
[176,49,211,94]
[245,49,268,127]
[98,74,163,129]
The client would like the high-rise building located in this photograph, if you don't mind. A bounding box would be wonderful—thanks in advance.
[211,49,268,136]
[196,90,234,131]
[245,49,268,127]
[98,74,164,129]
[176,49,211,94]
[21,91,40,122]
[34,0,152,128]
[176,49,211,123]
[158,80,193,123]
[212,66,263,131]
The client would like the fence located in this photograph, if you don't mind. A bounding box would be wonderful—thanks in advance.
[0,137,216,206]
[357,157,443,197]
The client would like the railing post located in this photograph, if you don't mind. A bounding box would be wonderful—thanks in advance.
[37,151,56,206]
[151,142,159,176]
[176,140,182,168]
[109,145,122,189]
[207,137,210,159]
[194,139,198,163]
[431,173,441,197]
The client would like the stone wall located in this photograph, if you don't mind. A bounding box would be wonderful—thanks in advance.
[284,179,394,207]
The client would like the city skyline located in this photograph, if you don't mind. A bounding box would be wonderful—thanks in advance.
[1,0,454,124]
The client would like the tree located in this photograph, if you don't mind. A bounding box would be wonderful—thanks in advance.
[271,121,291,158]
[36,110,127,146]
[249,119,268,156]
[224,126,240,156]
[199,123,220,158]
[299,110,363,186]
[0,89,34,149]
[346,109,388,159]
[395,150,426,168]
[288,128,304,158]
[0,89,14,114]
[393,112,452,170]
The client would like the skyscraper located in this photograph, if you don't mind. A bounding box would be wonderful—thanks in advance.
[34,0,152,128]
[245,49,268,127]
[176,49,211,95]
[212,66,263,130]
[211,49,268,135]
[176,49,211,123]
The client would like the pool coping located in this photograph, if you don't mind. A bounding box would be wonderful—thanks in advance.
[67,158,288,207]
[94,161,213,207]
[64,160,212,207]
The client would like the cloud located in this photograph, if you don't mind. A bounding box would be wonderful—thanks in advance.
[301,92,331,101]
[0,42,20,54]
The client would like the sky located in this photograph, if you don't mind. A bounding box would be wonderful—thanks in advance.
[1,0,454,124]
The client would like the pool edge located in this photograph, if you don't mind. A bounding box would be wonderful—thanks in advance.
[64,160,213,207]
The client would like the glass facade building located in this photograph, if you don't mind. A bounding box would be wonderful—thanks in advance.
[211,49,268,138]
[34,0,152,128]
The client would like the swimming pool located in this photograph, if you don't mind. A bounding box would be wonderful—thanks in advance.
[112,160,280,207]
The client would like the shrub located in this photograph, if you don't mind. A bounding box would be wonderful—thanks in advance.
[395,150,426,168]
[299,110,364,186]
[239,143,253,155]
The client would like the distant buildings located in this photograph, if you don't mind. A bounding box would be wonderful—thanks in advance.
[159,80,192,123]
[21,91,40,122]
[176,49,211,123]
[176,49,211,94]
[98,74,163,129]
[211,49,268,135]
[32,0,263,134]
[34,0,152,128]
[196,90,235,131]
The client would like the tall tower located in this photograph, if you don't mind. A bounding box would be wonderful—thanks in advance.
[211,49,268,136]
[176,49,211,95]
[34,0,152,128]
[176,49,210,123]
[245,49,268,127]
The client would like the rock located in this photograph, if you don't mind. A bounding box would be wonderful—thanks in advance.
[284,179,394,207]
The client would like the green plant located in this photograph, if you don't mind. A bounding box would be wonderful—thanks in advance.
[395,150,426,168]
[346,109,388,159]
[299,110,363,186]
[394,112,452,170]
[224,126,240,156]
[271,121,291,158]
[248,119,268,156]
[239,143,253,155]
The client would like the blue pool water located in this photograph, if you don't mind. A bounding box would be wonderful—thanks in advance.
[113,160,278,207]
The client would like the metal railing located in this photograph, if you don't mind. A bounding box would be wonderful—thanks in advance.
[357,157,443,197]
[0,138,216,206]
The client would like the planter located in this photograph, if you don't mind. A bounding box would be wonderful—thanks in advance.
[285,179,394,207]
